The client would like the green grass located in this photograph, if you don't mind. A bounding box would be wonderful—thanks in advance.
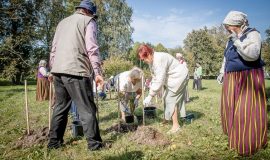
[1,80,270,159]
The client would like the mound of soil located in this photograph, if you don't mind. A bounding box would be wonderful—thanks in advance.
[105,122,138,133]
[130,126,170,146]
[14,127,49,149]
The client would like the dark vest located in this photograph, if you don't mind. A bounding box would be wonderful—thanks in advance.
[224,28,265,72]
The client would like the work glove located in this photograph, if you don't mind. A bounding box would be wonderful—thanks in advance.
[134,98,139,108]
[229,31,238,43]
[217,73,224,85]
[143,95,152,106]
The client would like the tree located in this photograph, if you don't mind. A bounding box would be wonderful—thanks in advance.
[168,46,184,56]
[0,0,42,84]
[65,0,133,58]
[265,26,270,44]
[262,27,270,72]
[102,55,133,78]
[183,26,225,76]
[94,0,133,57]
[34,0,68,62]
[154,43,168,52]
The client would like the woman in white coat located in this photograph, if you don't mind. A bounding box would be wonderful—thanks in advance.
[138,44,189,134]
[116,67,143,121]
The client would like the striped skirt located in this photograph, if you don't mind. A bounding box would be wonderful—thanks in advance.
[221,68,267,156]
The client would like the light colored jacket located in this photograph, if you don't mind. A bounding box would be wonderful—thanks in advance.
[117,71,142,93]
[50,13,95,77]
[149,52,188,96]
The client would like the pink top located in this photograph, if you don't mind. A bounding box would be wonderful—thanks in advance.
[50,20,102,76]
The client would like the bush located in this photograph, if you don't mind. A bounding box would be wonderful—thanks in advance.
[103,55,133,78]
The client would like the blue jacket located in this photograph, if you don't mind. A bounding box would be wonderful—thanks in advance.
[224,28,265,72]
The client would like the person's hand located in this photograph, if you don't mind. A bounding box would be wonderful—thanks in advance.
[217,73,224,85]
[143,95,152,106]
[95,75,104,88]
[48,74,53,82]
[229,30,238,42]
[134,98,139,108]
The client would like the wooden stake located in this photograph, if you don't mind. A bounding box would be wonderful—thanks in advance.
[117,76,121,131]
[95,81,99,123]
[142,76,145,126]
[24,80,30,135]
[109,86,111,99]
[48,82,52,130]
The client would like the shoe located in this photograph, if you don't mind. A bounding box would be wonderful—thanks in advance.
[167,126,181,134]
[47,139,64,150]
[88,142,103,151]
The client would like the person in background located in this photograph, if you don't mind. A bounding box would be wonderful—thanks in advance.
[195,63,202,90]
[138,44,188,134]
[48,0,103,151]
[192,66,198,90]
[176,53,190,103]
[36,60,50,101]
[116,67,143,121]
[217,10,267,156]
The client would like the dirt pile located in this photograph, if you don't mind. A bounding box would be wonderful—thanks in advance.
[14,127,49,148]
[105,122,138,133]
[130,126,170,146]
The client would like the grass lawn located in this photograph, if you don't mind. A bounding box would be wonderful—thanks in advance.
[1,79,270,160]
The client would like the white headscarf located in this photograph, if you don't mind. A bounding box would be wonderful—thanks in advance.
[223,11,248,26]
[39,60,47,67]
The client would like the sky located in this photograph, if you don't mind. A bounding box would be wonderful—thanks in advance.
[126,0,270,48]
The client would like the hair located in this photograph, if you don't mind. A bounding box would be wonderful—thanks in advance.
[137,44,153,60]
[76,8,94,16]
[128,66,143,80]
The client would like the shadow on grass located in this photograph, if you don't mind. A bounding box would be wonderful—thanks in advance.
[100,111,118,122]
[104,150,144,160]
[188,96,199,102]
[200,87,208,90]
[185,110,205,122]
[0,80,37,86]
[0,88,35,102]
[0,88,35,93]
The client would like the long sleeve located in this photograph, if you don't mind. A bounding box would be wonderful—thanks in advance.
[219,57,226,74]
[85,20,102,76]
[49,30,58,69]
[149,56,167,97]
[233,31,261,61]
[39,67,50,77]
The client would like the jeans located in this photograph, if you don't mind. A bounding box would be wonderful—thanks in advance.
[48,74,102,150]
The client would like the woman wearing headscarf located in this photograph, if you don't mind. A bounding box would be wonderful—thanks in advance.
[217,11,267,156]
[138,44,188,134]
[36,60,50,101]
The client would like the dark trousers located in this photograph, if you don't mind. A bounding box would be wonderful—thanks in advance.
[197,77,202,90]
[48,74,102,150]
[193,79,198,90]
